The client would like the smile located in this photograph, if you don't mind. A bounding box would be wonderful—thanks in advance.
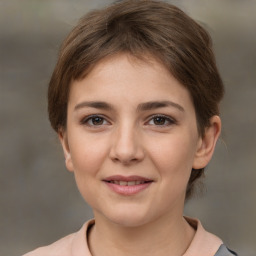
[106,180,149,186]
[103,175,153,195]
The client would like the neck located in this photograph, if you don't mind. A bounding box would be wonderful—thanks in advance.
[88,212,195,256]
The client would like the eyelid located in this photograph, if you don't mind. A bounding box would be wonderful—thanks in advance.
[80,114,111,126]
[146,114,177,126]
[80,114,176,127]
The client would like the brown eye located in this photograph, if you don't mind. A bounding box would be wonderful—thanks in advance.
[91,117,104,125]
[147,115,176,126]
[81,115,109,126]
[153,116,166,125]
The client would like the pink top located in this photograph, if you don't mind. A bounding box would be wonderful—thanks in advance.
[23,217,223,256]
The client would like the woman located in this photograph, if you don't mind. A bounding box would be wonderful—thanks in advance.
[24,1,237,255]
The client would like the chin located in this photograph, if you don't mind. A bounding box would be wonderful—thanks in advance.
[111,216,149,228]
[103,206,155,228]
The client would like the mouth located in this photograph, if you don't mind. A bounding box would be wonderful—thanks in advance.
[105,180,151,186]
[103,175,153,195]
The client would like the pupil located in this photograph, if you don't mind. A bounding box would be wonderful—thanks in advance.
[92,117,103,125]
[154,117,165,125]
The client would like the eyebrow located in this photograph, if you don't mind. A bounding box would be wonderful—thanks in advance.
[137,101,184,112]
[74,101,113,111]
[74,100,184,112]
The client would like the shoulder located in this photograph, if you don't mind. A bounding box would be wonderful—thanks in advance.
[22,220,94,256]
[215,244,238,256]
[184,217,237,256]
[22,232,75,256]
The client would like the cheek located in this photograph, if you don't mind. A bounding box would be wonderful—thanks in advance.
[68,133,109,176]
[147,134,198,206]
[148,133,197,177]
[67,134,110,207]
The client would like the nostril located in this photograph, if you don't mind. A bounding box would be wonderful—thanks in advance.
[111,156,140,165]
[109,136,145,164]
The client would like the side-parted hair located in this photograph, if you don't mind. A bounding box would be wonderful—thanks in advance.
[48,0,224,199]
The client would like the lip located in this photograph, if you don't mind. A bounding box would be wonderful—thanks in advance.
[104,175,152,182]
[103,175,153,196]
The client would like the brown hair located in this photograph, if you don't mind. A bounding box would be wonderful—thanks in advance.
[48,0,224,199]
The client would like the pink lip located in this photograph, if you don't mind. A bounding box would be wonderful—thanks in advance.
[104,175,152,182]
[103,175,153,196]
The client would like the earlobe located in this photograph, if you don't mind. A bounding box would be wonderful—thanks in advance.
[58,129,74,172]
[193,116,221,169]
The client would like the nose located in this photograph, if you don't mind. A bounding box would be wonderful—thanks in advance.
[109,124,145,165]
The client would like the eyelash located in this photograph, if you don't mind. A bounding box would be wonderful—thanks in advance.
[146,114,176,127]
[80,115,110,127]
[80,114,176,127]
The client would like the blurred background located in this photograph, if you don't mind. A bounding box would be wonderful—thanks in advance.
[0,0,255,255]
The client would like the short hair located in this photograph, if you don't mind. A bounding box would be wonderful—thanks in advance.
[48,0,224,199]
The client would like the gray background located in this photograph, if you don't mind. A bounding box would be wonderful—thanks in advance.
[1,0,255,255]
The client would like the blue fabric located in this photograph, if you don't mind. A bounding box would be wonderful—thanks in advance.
[215,244,238,256]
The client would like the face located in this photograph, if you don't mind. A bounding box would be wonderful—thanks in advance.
[60,54,216,227]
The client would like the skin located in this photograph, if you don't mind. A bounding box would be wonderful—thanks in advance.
[59,54,221,256]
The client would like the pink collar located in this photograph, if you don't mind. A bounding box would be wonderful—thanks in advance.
[70,217,223,256]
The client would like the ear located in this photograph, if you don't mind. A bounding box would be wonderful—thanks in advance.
[193,115,221,169]
[58,129,74,172]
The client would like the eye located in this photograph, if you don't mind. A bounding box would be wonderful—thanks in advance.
[147,115,176,126]
[81,115,109,126]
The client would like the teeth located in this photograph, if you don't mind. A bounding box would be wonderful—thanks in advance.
[128,181,136,186]
[109,181,147,186]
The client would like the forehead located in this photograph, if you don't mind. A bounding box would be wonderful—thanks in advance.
[68,53,194,110]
